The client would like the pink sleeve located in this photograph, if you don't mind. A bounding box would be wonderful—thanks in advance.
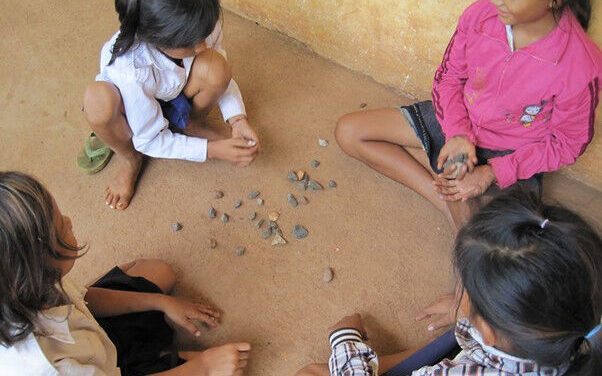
[489,78,599,188]
[431,15,476,144]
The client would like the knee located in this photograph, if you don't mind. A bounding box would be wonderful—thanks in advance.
[335,112,361,153]
[127,259,177,293]
[83,82,121,128]
[190,49,232,93]
[294,364,326,376]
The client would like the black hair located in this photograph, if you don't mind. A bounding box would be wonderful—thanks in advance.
[555,0,591,30]
[0,172,84,347]
[454,188,601,375]
[109,0,221,65]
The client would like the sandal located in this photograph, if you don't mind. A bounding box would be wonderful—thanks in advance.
[77,132,113,174]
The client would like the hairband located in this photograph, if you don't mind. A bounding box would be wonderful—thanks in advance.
[540,219,549,229]
[586,324,601,340]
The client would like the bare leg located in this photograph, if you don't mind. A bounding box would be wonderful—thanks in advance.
[295,363,329,376]
[181,48,233,140]
[83,82,143,210]
[378,348,419,375]
[118,259,177,294]
[335,108,458,230]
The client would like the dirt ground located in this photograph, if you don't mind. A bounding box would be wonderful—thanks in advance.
[1,2,601,375]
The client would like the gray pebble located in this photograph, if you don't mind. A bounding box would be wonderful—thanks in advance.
[293,224,309,239]
[269,221,278,230]
[257,198,264,206]
[310,159,320,168]
[299,196,309,205]
[248,190,260,199]
[287,193,298,208]
[328,180,337,188]
[442,153,468,170]
[235,246,246,256]
[208,207,217,219]
[221,213,229,223]
[287,171,298,182]
[256,219,265,229]
[171,222,183,232]
[248,211,256,221]
[308,180,323,191]
[234,200,242,208]
[323,267,334,283]
[261,227,272,239]
[318,138,329,147]
[296,181,307,191]
[214,190,224,199]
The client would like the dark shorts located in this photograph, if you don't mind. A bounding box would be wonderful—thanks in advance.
[399,101,542,193]
[92,267,184,376]
[159,93,192,130]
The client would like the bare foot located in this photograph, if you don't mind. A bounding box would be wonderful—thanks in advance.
[445,199,479,233]
[104,152,143,210]
[182,117,227,141]
[178,343,251,375]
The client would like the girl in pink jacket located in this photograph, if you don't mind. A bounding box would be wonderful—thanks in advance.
[335,0,601,231]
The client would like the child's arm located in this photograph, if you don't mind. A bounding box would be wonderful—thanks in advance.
[85,287,220,337]
[488,81,599,188]
[328,314,378,376]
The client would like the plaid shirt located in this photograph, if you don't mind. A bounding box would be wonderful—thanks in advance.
[328,320,568,376]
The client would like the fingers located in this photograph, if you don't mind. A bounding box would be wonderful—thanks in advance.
[181,317,201,337]
[428,315,454,332]
[197,304,221,318]
[188,310,219,328]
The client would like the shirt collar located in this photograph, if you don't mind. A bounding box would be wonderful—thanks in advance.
[475,3,572,65]
[36,304,75,344]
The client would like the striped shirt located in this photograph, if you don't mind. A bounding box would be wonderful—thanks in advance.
[328,320,567,376]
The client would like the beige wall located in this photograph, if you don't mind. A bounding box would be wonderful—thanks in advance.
[223,0,602,189]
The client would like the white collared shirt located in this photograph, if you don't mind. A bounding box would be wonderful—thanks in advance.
[95,21,246,162]
[0,277,120,376]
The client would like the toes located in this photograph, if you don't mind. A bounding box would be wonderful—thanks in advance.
[116,197,129,210]
[105,193,114,207]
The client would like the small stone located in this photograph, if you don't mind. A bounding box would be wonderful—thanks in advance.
[221,213,229,223]
[310,159,320,168]
[296,170,306,180]
[360,102,368,108]
[235,246,246,256]
[271,234,287,246]
[287,193,298,208]
[207,238,217,249]
[261,227,272,239]
[328,180,337,188]
[442,153,468,178]
[318,138,329,147]
[293,225,309,239]
[214,190,224,199]
[256,198,264,206]
[268,221,278,230]
[275,228,283,237]
[256,219,265,229]
[234,200,243,208]
[248,190,260,199]
[323,267,334,283]
[296,181,307,191]
[171,222,183,232]
[302,174,309,184]
[247,211,256,221]
[308,180,323,191]
[269,211,280,221]
[287,171,298,182]
[208,207,217,219]
[299,196,309,205]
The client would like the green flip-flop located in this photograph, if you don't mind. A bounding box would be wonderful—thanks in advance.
[77,132,113,175]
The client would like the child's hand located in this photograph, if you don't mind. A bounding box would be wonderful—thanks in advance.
[437,136,477,173]
[184,343,251,376]
[207,138,259,166]
[328,313,368,339]
[433,165,495,201]
[415,294,457,331]
[160,295,221,337]
[230,116,261,152]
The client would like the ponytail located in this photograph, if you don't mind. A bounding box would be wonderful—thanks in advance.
[566,329,602,376]
[109,0,140,65]
[556,0,591,30]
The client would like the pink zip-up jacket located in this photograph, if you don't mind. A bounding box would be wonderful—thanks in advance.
[432,0,601,188]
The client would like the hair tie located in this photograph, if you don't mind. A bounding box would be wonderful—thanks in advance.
[586,324,601,340]
[540,219,550,229]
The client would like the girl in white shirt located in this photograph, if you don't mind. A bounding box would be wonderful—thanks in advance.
[83,0,260,210]
[0,171,252,376]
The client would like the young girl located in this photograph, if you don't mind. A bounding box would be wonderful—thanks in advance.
[335,0,601,230]
[296,189,602,376]
[83,0,260,210]
[0,171,251,375]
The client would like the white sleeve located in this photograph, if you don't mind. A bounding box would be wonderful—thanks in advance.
[207,21,247,122]
[117,75,208,162]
